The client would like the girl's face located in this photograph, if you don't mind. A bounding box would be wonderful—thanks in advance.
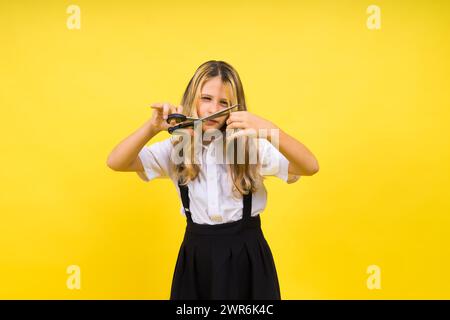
[196,76,233,132]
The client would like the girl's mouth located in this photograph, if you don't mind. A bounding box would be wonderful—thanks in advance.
[205,119,218,125]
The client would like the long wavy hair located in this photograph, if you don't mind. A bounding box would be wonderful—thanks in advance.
[172,60,263,197]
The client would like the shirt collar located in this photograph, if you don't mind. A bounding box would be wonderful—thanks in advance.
[202,133,225,149]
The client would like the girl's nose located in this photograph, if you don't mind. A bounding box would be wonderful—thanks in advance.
[208,102,222,114]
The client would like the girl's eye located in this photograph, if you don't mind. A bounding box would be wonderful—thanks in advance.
[201,96,228,107]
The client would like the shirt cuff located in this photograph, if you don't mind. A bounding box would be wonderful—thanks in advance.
[279,155,301,183]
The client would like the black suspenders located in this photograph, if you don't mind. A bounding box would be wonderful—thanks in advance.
[178,180,252,223]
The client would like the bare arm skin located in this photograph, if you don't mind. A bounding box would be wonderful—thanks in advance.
[226,111,319,176]
[106,103,182,172]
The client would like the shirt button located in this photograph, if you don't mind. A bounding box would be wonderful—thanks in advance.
[210,214,223,223]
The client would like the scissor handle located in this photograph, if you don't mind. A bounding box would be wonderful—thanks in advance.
[166,113,187,124]
[168,121,195,134]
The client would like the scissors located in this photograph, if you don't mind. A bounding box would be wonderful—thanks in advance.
[166,104,240,134]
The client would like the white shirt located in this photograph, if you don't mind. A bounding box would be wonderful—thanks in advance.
[137,135,301,225]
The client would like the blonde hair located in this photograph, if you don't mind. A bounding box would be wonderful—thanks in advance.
[172,60,263,196]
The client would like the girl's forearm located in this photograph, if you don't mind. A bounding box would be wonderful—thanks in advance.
[270,127,319,176]
[106,119,159,170]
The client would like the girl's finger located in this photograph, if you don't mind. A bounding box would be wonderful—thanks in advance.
[150,104,164,116]
[163,102,170,120]
[170,104,178,114]
[226,128,255,141]
[228,111,245,121]
[167,105,178,125]
[226,121,246,129]
[226,113,240,124]
[150,103,164,110]
[177,105,183,114]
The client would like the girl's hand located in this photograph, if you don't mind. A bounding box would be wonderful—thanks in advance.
[149,102,183,133]
[225,111,278,140]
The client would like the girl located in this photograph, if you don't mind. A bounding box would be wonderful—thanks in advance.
[107,60,319,300]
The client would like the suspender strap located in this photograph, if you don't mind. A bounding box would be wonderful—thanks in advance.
[178,180,193,223]
[242,191,252,221]
[177,179,252,223]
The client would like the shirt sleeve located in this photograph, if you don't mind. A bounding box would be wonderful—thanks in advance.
[137,137,174,182]
[258,138,301,184]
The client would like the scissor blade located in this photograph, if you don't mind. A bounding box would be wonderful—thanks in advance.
[199,104,240,122]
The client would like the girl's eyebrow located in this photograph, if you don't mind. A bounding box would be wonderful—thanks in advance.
[201,94,230,102]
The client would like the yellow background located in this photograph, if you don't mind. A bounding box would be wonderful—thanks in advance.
[1,0,449,299]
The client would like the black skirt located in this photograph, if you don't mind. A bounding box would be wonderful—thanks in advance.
[170,181,281,300]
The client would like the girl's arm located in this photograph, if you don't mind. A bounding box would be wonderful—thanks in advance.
[271,128,319,176]
[106,103,181,172]
[226,111,319,176]
[106,119,158,172]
